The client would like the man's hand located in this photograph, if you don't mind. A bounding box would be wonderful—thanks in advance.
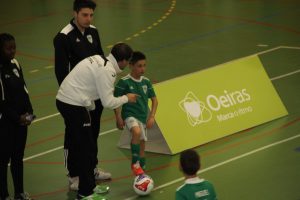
[126,93,139,103]
[19,113,32,126]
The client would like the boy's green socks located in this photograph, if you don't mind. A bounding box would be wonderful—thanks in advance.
[131,143,140,164]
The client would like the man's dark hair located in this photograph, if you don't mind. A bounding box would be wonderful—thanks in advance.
[0,33,15,52]
[129,51,146,65]
[111,43,133,62]
[73,0,96,12]
[180,149,200,176]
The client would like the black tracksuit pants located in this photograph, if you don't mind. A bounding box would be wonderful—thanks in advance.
[62,99,103,178]
[89,99,104,168]
[56,100,97,196]
[0,119,27,199]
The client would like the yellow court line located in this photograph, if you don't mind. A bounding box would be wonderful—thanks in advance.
[106,0,177,47]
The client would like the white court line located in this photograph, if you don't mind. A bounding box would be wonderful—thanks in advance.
[124,134,300,200]
[270,69,300,81]
[25,45,300,161]
[30,67,300,125]
[32,113,60,123]
[29,69,39,73]
[24,146,63,161]
[23,128,118,161]
[280,46,300,50]
[32,45,300,125]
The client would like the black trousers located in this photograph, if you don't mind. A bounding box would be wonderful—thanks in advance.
[56,100,97,196]
[62,99,103,177]
[89,99,104,168]
[0,118,27,199]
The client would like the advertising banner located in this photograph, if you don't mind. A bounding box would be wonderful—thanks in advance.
[118,56,288,154]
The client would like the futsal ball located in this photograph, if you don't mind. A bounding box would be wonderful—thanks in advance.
[133,174,154,195]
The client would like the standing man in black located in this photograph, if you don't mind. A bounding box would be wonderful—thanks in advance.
[54,0,111,191]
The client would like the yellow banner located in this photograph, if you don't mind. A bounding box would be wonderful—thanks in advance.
[153,56,288,154]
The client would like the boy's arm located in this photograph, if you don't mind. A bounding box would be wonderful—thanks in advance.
[114,107,125,130]
[146,96,158,129]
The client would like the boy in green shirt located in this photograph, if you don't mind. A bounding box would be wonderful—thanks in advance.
[176,149,217,200]
[114,51,158,176]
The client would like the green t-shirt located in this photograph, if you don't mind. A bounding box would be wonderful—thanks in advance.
[114,75,156,123]
[176,177,217,200]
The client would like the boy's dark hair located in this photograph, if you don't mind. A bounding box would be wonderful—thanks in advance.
[129,51,146,65]
[111,43,133,62]
[73,0,96,12]
[180,149,200,176]
[0,33,15,51]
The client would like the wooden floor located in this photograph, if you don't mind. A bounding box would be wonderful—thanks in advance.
[1,0,300,199]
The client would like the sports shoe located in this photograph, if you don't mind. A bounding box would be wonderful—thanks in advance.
[93,185,110,194]
[68,176,79,191]
[131,162,144,176]
[14,192,33,200]
[94,168,111,181]
[76,193,106,200]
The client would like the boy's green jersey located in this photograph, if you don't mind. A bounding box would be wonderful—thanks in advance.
[176,177,217,200]
[114,74,156,123]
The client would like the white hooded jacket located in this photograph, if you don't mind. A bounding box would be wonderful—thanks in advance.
[56,54,128,110]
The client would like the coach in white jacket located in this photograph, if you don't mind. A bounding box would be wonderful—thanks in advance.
[56,43,138,199]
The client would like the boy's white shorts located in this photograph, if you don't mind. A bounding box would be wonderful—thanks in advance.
[125,117,147,141]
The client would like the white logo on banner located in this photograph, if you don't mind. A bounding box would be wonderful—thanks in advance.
[179,92,212,127]
[179,89,253,126]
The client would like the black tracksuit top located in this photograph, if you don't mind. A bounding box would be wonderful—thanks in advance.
[53,19,104,85]
[0,59,33,124]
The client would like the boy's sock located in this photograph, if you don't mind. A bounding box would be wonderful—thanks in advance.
[140,157,146,170]
[131,143,140,164]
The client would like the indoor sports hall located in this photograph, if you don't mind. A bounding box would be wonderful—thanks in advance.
[1,0,299,199]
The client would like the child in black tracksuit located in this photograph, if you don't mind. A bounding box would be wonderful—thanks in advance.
[0,33,34,200]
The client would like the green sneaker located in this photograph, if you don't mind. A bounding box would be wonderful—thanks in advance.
[80,193,106,200]
[93,185,110,194]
